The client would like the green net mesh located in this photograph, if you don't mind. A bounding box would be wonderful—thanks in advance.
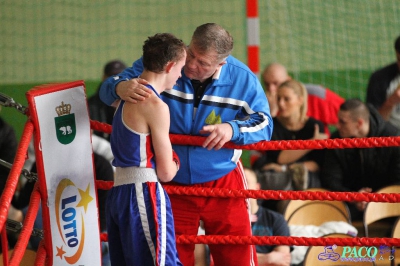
[1,0,399,98]
[0,0,245,85]
[1,0,400,147]
[260,0,400,100]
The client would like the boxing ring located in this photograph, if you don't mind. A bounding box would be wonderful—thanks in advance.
[1,81,400,265]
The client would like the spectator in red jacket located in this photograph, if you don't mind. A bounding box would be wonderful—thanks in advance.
[261,63,344,134]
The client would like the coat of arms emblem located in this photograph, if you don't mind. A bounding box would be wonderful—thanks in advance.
[55,101,76,145]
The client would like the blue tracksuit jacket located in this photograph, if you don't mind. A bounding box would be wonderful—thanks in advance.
[100,55,273,184]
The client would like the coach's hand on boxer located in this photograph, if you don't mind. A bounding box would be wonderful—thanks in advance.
[116,78,152,104]
[200,123,233,150]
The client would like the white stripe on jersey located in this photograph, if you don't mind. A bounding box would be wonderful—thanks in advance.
[240,112,270,133]
[202,95,270,133]
[139,134,147,167]
[202,95,251,113]
[136,184,156,264]
[231,149,242,163]
[163,89,194,100]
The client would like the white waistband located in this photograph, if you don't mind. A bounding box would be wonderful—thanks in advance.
[114,167,158,186]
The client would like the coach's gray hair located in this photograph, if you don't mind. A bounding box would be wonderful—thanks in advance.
[191,23,233,62]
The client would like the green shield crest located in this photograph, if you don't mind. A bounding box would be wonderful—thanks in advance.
[55,114,76,145]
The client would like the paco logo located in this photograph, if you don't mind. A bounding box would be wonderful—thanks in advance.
[318,244,395,263]
[54,178,94,264]
[340,246,378,262]
[318,245,341,261]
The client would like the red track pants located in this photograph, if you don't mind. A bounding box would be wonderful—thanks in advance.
[169,163,258,266]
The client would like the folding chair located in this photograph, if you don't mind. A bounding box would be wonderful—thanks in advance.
[363,185,400,237]
[283,188,351,222]
[287,202,350,226]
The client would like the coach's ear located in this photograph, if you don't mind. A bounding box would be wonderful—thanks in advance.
[218,60,227,67]
[165,61,176,73]
[215,60,227,73]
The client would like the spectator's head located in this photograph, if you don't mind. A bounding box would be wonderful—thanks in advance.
[142,33,187,90]
[102,60,127,81]
[395,35,400,71]
[244,168,260,191]
[277,79,308,123]
[261,63,291,96]
[244,168,261,214]
[337,98,370,138]
[185,23,233,82]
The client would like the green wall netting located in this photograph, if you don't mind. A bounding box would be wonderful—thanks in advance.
[1,0,400,167]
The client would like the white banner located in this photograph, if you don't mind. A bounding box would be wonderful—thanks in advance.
[33,84,101,265]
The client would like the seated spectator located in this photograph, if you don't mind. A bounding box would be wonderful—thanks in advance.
[321,98,400,221]
[252,80,327,212]
[88,60,127,141]
[366,35,400,129]
[250,63,344,168]
[244,168,292,266]
[261,63,344,134]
